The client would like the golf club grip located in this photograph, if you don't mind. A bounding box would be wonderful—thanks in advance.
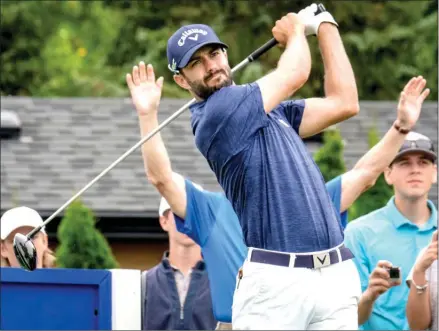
[246,2,325,62]
[247,38,278,62]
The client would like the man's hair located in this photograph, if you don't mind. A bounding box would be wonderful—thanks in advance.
[161,209,171,218]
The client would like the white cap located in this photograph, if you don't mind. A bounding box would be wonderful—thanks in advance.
[158,183,204,216]
[1,206,45,240]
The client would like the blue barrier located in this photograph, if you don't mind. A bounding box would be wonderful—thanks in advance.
[1,267,112,330]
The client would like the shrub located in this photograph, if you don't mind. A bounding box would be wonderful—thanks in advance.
[314,129,346,182]
[56,199,119,269]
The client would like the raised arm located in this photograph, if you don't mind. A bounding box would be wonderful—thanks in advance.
[406,231,437,330]
[126,62,187,219]
[298,9,359,138]
[256,13,311,113]
[338,76,429,212]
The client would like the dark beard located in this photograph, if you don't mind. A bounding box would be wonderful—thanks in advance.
[186,67,233,100]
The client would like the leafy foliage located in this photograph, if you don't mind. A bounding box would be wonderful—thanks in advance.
[1,0,437,99]
[56,199,119,269]
[314,129,346,182]
[1,1,125,97]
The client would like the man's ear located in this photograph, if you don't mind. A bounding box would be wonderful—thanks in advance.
[432,164,437,184]
[384,167,393,185]
[41,232,48,247]
[1,241,8,258]
[173,73,191,90]
[159,214,169,232]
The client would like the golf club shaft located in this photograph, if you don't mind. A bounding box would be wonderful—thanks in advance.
[26,37,279,239]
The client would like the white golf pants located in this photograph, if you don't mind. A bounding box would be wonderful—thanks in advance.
[232,246,362,330]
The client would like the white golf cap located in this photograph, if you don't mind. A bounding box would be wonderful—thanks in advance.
[1,206,45,240]
[158,182,204,216]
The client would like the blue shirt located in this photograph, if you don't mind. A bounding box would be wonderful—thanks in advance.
[344,197,438,330]
[175,176,346,323]
[190,83,344,253]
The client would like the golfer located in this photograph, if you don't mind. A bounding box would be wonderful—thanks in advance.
[162,3,362,329]
[127,45,428,327]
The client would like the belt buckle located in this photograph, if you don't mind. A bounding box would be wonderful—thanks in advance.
[312,252,331,269]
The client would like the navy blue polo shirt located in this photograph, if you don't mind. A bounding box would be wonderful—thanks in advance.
[175,176,347,323]
[189,82,344,253]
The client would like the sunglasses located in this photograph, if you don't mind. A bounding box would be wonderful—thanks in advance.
[399,139,435,153]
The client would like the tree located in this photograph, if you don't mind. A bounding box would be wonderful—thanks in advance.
[349,126,394,221]
[1,0,437,99]
[0,1,125,97]
[314,129,346,182]
[56,199,119,269]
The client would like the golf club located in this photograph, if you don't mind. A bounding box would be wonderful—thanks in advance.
[13,3,327,271]
[12,37,279,271]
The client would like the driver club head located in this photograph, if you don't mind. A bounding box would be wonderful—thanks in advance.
[13,233,37,271]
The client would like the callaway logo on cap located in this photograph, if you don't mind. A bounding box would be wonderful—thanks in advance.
[167,24,228,73]
[177,28,208,46]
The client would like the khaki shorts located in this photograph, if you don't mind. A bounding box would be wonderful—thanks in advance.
[216,322,233,330]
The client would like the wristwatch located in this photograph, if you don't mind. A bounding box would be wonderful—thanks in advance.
[411,279,429,294]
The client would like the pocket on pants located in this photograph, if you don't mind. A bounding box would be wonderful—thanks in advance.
[341,259,362,304]
[232,262,265,320]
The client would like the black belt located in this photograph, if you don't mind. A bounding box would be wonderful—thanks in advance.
[249,244,354,269]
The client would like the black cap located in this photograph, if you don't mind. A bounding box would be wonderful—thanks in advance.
[392,131,436,163]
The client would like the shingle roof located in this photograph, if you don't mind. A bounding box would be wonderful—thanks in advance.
[1,97,437,217]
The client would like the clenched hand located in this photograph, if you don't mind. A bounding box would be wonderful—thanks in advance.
[364,260,401,303]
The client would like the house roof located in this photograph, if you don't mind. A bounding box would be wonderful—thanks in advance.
[1,97,437,218]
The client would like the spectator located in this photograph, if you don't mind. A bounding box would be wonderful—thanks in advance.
[141,199,217,330]
[1,206,55,268]
[344,131,437,330]
[406,230,438,331]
